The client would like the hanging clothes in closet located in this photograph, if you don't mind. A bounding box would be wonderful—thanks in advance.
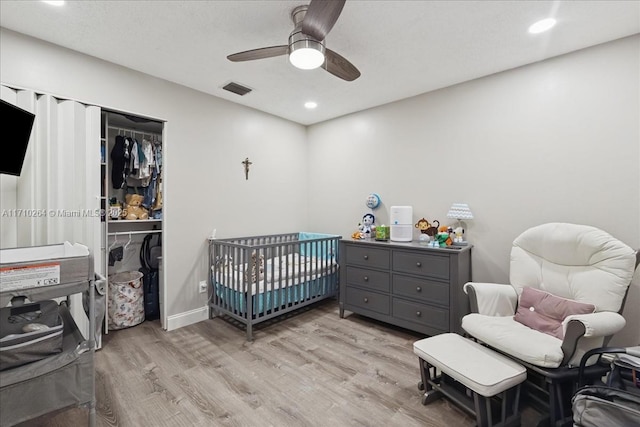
[126,135,162,215]
[128,137,154,187]
[110,128,162,215]
[110,135,131,189]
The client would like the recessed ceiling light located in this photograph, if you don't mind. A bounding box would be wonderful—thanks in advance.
[528,18,556,34]
[42,0,65,5]
[304,101,318,109]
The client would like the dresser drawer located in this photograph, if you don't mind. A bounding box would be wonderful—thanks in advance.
[345,287,390,315]
[346,245,390,269]
[392,298,448,332]
[392,251,449,280]
[392,274,449,306]
[346,266,390,292]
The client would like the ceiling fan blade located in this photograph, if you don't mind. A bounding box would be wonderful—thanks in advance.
[227,45,288,62]
[302,0,346,41]
[323,48,360,81]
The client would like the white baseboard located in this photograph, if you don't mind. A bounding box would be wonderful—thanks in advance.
[165,306,208,331]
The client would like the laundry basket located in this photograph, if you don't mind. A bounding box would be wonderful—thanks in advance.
[107,271,145,330]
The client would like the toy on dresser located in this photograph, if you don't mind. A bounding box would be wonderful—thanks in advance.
[415,218,440,237]
[359,213,376,238]
[426,225,454,248]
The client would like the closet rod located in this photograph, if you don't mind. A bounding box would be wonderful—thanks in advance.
[107,125,161,138]
[107,229,162,237]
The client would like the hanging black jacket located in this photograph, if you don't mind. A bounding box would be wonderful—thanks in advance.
[110,135,130,189]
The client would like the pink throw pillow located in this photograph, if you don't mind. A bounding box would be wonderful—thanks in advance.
[514,287,596,339]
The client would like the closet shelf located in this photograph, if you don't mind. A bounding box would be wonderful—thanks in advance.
[108,219,162,224]
[108,229,162,237]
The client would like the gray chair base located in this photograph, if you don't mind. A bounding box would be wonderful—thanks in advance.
[418,359,523,427]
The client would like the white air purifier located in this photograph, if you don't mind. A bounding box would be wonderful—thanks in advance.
[390,206,413,242]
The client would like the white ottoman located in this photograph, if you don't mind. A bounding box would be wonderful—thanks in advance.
[414,333,526,427]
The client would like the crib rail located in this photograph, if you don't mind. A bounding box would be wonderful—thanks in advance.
[208,233,340,340]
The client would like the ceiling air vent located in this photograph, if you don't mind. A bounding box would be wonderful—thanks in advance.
[222,82,252,96]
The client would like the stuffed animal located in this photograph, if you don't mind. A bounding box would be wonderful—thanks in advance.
[123,194,149,220]
[416,218,440,237]
[438,232,451,247]
[352,231,365,240]
[415,218,431,234]
[244,251,265,284]
[436,225,453,246]
[453,226,465,244]
[424,219,440,237]
[358,213,376,237]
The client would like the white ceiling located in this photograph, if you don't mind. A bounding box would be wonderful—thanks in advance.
[1,1,638,126]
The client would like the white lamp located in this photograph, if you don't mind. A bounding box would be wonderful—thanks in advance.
[446,203,474,245]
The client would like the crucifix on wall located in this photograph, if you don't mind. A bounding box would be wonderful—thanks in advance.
[241,157,252,180]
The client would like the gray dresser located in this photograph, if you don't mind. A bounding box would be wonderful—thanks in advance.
[339,239,472,336]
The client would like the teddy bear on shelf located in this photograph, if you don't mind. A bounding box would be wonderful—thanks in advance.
[123,194,149,220]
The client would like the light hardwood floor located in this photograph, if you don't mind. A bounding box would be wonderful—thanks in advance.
[17,300,539,427]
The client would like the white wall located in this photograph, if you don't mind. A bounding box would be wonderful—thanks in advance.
[0,28,309,327]
[307,35,640,346]
[2,27,638,345]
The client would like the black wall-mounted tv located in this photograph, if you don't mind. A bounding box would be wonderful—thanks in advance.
[1,99,35,176]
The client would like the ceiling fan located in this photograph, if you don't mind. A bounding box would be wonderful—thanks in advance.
[227,0,360,82]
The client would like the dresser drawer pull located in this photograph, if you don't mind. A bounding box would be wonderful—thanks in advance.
[416,286,422,292]
[363,276,369,282]
[416,262,422,267]
[416,311,422,317]
[363,255,369,260]
[363,297,369,303]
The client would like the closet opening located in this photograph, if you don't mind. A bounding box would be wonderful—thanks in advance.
[100,110,166,335]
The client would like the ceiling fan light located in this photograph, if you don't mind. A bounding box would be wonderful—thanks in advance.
[289,36,325,70]
[290,48,325,70]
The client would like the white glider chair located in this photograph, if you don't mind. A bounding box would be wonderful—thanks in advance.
[461,223,638,427]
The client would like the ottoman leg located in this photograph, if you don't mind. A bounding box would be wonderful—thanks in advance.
[473,393,491,427]
[418,358,426,391]
[418,359,443,405]
[472,386,523,427]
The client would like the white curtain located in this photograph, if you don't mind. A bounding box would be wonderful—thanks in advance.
[1,85,101,337]
[0,85,21,248]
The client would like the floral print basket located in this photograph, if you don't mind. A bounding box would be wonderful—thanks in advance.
[107,271,145,330]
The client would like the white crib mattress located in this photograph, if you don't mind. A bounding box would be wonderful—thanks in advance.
[215,253,338,295]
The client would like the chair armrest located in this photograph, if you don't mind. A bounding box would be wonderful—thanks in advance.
[463,282,518,316]
[561,313,627,365]
[563,312,627,338]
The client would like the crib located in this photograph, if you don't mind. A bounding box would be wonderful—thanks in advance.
[208,232,341,340]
